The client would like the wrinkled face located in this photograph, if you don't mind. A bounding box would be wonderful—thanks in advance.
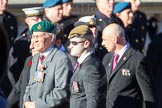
[117,9,133,27]
[25,16,43,30]
[45,4,63,23]
[0,0,7,13]
[62,2,72,17]
[102,30,116,52]
[31,32,54,53]
[29,39,39,56]
[68,37,86,57]
[96,0,114,15]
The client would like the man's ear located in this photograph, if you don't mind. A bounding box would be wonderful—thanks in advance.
[113,36,119,43]
[84,40,90,48]
[55,39,61,45]
[50,34,55,41]
[25,17,30,25]
[116,13,120,17]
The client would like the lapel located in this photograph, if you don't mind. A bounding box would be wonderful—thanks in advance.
[109,48,134,82]
[41,48,58,67]
[70,55,91,86]
[29,48,58,84]
[29,54,39,84]
[106,53,114,81]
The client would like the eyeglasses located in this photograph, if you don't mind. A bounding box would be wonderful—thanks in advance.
[30,34,46,39]
[70,40,85,46]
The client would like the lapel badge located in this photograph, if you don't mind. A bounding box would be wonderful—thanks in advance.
[73,81,79,92]
[108,63,111,66]
[99,18,102,22]
[122,69,131,76]
[40,64,46,72]
[37,24,42,29]
[123,56,127,61]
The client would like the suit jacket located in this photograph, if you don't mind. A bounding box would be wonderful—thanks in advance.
[70,54,107,108]
[7,56,32,108]
[23,47,72,108]
[102,47,155,108]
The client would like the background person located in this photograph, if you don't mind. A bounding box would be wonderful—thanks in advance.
[43,0,63,24]
[102,23,155,108]
[68,25,107,108]
[123,0,147,53]
[94,0,116,60]
[113,2,134,42]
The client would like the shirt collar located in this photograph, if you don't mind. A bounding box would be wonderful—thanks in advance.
[59,44,66,52]
[115,43,130,62]
[40,45,55,57]
[77,51,93,64]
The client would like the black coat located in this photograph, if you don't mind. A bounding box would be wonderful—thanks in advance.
[146,34,162,108]
[0,24,10,97]
[7,28,31,84]
[59,15,78,47]
[0,24,9,82]
[7,56,32,108]
[1,11,18,45]
[126,11,147,53]
[70,54,107,108]
[102,48,155,108]
[94,11,123,61]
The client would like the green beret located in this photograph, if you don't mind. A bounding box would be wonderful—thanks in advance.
[68,25,92,39]
[31,21,56,34]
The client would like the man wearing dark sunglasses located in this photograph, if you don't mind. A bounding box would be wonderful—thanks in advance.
[68,25,107,108]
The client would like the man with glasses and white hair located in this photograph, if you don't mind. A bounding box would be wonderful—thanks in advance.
[23,21,72,108]
[68,25,106,108]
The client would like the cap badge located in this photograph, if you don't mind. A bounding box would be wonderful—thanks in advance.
[37,24,42,29]
[89,18,95,25]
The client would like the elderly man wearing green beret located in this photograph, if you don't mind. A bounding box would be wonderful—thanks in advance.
[68,25,107,108]
[23,21,72,108]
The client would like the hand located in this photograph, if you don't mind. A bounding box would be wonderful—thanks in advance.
[24,101,35,108]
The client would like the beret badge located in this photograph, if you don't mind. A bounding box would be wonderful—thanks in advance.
[37,24,42,30]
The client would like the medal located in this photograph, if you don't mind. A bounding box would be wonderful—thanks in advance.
[73,81,80,92]
[35,64,46,83]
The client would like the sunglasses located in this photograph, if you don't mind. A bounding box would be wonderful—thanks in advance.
[70,40,86,45]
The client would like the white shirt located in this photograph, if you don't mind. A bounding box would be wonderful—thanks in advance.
[115,43,130,63]
[77,51,93,65]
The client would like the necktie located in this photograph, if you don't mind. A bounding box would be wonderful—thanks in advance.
[73,62,80,73]
[39,55,45,63]
[112,54,119,71]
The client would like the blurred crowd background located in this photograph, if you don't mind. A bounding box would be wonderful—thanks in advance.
[7,0,162,54]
